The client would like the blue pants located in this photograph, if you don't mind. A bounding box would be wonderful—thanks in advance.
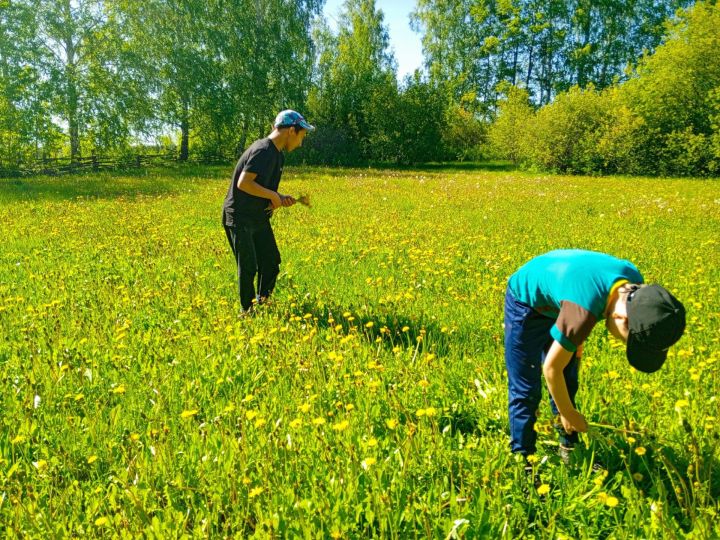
[504,289,579,455]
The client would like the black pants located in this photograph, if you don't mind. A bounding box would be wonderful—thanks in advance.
[224,221,281,311]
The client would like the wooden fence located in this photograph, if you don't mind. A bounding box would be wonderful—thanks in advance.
[0,152,230,178]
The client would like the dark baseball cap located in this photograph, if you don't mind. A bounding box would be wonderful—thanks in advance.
[626,285,686,373]
[273,109,315,131]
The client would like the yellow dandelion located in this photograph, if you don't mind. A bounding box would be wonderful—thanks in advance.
[635,446,647,456]
[254,418,267,428]
[386,418,398,430]
[526,454,539,464]
[87,455,98,464]
[361,457,377,469]
[245,410,258,420]
[299,403,311,413]
[330,528,342,539]
[365,321,374,328]
[424,407,437,417]
[111,385,126,395]
[312,417,326,426]
[675,399,689,411]
[94,516,109,526]
[33,460,48,470]
[249,487,264,498]
[367,437,378,447]
[537,484,550,495]
[332,420,350,432]
[418,380,430,388]
[605,496,619,508]
[289,418,303,429]
[180,409,199,419]
[416,408,426,417]
[11,435,26,445]
[129,433,140,442]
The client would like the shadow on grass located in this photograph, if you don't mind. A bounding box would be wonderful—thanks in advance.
[281,290,455,357]
[292,161,518,179]
[0,164,230,203]
[581,424,720,533]
[403,160,517,172]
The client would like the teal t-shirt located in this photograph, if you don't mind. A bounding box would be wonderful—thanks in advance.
[508,250,644,352]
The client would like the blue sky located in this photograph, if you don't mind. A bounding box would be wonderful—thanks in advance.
[322,0,425,80]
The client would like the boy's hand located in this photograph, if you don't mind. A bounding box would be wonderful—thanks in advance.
[560,409,588,434]
[280,194,296,207]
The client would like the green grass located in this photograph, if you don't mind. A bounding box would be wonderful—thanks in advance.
[1,166,718,538]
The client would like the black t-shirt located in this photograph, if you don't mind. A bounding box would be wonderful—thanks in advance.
[222,138,284,225]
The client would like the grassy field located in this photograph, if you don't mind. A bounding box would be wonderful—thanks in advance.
[1,165,718,538]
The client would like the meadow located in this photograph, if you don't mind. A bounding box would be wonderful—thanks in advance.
[0,165,718,538]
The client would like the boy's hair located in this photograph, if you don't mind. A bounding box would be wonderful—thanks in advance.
[619,283,643,297]
[277,124,305,134]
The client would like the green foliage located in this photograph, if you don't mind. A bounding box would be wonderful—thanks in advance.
[525,85,610,174]
[489,2,720,177]
[488,84,533,164]
[412,0,692,112]
[307,0,398,164]
[305,1,452,165]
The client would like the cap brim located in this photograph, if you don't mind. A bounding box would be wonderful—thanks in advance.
[626,335,668,373]
[298,120,315,131]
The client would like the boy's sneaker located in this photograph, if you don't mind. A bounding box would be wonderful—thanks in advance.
[558,445,574,465]
[558,444,606,472]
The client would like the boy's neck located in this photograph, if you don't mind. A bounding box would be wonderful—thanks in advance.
[604,289,621,318]
[268,130,286,151]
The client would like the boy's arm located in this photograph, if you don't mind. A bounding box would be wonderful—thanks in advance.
[237,171,282,209]
[543,341,588,433]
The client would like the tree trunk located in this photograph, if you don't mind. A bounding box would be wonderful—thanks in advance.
[65,35,80,162]
[179,99,189,161]
[236,118,248,158]
[525,34,535,92]
[576,1,592,87]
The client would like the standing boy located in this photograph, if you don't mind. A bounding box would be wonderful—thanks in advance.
[222,110,314,312]
[504,249,686,459]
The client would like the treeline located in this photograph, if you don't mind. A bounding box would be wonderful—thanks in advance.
[488,2,720,176]
[1,0,718,176]
[0,0,321,170]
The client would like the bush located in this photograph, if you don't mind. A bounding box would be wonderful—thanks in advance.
[594,91,654,176]
[442,102,486,162]
[525,85,608,174]
[487,85,533,164]
[659,128,716,177]
[289,124,361,166]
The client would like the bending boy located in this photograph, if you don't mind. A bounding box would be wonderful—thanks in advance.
[222,110,314,312]
[504,249,686,458]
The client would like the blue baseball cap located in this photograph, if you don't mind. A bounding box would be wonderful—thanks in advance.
[273,110,315,131]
